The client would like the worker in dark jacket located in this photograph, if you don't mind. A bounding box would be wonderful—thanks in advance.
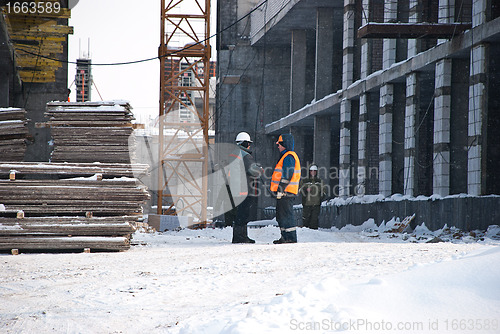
[270,133,301,244]
[299,164,325,229]
[229,132,263,243]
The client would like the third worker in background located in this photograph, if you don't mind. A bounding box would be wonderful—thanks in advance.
[299,164,326,230]
[270,134,301,244]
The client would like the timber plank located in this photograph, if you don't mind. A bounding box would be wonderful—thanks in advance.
[0,236,130,252]
[0,162,149,177]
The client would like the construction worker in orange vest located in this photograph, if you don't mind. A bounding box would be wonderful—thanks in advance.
[270,133,301,243]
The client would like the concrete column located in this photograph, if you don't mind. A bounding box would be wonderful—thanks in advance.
[468,44,488,195]
[315,8,334,100]
[0,72,8,107]
[360,0,370,79]
[357,0,370,196]
[433,59,452,196]
[339,99,351,197]
[338,0,355,198]
[407,0,420,57]
[468,1,488,195]
[290,30,307,113]
[404,73,418,196]
[379,84,393,196]
[343,0,355,89]
[378,0,397,197]
[472,0,488,27]
[438,0,455,44]
[382,0,397,69]
[313,115,331,181]
[432,0,455,195]
[357,94,369,196]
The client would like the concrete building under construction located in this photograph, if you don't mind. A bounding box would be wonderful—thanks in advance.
[216,0,500,230]
[0,1,72,161]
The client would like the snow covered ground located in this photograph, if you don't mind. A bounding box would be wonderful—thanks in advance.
[1,222,499,333]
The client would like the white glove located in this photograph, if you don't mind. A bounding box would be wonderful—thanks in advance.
[276,192,285,199]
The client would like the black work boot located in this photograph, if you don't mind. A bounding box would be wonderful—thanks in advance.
[232,225,255,243]
[273,231,297,244]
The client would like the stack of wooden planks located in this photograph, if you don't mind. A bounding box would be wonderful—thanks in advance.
[42,101,136,163]
[0,108,28,161]
[0,162,150,252]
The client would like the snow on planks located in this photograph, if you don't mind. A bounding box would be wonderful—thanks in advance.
[0,108,29,162]
[0,163,150,252]
[40,101,136,163]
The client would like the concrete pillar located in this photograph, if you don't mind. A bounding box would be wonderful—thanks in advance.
[404,73,418,196]
[0,72,8,107]
[343,0,355,89]
[357,94,369,196]
[337,0,356,198]
[357,0,370,196]
[360,0,371,79]
[315,8,334,100]
[433,0,455,196]
[379,85,393,196]
[407,0,420,57]
[382,0,397,69]
[468,1,489,195]
[313,115,331,181]
[433,59,452,196]
[438,0,455,44]
[378,0,397,197]
[472,0,488,26]
[339,99,351,197]
[290,30,307,113]
[468,44,488,195]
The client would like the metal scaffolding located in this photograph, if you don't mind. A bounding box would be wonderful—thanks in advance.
[158,0,211,223]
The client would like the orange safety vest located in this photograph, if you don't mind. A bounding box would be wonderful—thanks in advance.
[270,151,301,194]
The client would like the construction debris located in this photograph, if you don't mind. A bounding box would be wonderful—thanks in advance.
[40,101,136,163]
[384,213,416,233]
[0,162,150,252]
[0,108,28,161]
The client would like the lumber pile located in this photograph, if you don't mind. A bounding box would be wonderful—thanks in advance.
[0,162,150,252]
[0,108,28,161]
[41,101,136,163]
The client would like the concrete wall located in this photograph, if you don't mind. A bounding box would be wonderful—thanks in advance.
[322,196,500,232]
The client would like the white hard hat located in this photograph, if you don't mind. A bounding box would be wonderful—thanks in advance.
[309,165,318,171]
[235,132,252,143]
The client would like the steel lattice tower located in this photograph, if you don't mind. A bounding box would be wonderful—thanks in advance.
[158,0,211,223]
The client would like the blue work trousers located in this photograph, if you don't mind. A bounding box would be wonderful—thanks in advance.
[276,196,297,242]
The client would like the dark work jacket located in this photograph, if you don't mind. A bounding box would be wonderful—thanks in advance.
[299,176,325,206]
